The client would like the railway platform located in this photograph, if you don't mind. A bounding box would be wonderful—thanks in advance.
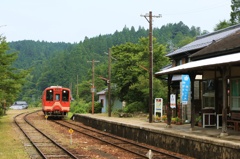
[72,113,240,159]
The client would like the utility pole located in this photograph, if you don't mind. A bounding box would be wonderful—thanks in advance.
[87,60,100,114]
[103,50,117,117]
[141,11,161,123]
[108,49,111,117]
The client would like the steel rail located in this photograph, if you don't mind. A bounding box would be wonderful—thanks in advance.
[55,120,184,159]
[14,111,79,159]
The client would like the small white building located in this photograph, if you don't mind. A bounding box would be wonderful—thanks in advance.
[97,88,123,113]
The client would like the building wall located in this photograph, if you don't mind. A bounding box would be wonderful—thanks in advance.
[98,93,123,113]
[98,94,106,113]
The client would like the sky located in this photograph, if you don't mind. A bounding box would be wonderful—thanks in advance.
[0,0,232,43]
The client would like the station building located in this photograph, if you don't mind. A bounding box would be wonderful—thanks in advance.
[155,24,240,135]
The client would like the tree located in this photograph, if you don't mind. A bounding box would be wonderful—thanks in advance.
[214,20,232,31]
[0,36,29,113]
[111,37,170,111]
[230,0,240,24]
[213,1,237,31]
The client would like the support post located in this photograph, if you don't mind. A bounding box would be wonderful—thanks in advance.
[189,73,196,130]
[167,74,172,127]
[220,66,229,136]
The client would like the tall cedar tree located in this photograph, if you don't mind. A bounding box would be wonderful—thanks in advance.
[0,36,28,108]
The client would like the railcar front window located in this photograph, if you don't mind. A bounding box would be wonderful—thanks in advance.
[46,89,53,101]
[56,94,60,101]
[62,90,69,101]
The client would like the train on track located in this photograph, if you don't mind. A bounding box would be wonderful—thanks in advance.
[42,86,71,117]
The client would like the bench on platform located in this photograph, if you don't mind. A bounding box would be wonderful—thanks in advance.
[227,112,240,131]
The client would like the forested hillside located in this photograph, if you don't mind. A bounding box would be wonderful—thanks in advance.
[9,21,204,106]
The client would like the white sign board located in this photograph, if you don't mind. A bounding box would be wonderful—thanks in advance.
[154,98,163,120]
[170,94,176,108]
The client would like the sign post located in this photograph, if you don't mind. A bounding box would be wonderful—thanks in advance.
[69,128,74,144]
[154,98,163,121]
[45,115,48,122]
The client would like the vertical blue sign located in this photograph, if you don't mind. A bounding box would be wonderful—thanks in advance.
[181,75,190,104]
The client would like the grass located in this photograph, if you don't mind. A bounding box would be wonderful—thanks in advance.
[0,107,74,158]
[0,109,30,159]
[67,112,74,119]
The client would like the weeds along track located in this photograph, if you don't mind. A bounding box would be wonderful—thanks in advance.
[14,111,79,159]
[53,119,194,159]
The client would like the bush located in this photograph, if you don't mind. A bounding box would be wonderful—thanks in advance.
[0,108,3,116]
[70,99,90,114]
[161,115,167,121]
[93,102,102,113]
[70,99,102,114]
[123,102,145,113]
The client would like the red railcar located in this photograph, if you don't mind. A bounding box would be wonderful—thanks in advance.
[42,86,71,117]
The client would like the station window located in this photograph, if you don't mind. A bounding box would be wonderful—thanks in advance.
[62,90,69,101]
[202,80,215,108]
[230,79,240,111]
[46,89,53,101]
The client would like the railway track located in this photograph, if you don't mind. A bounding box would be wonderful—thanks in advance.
[14,112,79,159]
[14,110,194,158]
[54,119,193,159]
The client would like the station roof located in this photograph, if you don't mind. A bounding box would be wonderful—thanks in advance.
[190,30,240,60]
[97,88,108,95]
[155,52,240,76]
[166,24,240,57]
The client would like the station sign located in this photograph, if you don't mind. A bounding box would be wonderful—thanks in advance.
[170,94,176,108]
[181,75,190,104]
[154,98,163,119]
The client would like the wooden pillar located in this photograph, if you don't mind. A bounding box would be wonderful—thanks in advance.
[220,66,229,136]
[167,74,172,127]
[189,73,196,130]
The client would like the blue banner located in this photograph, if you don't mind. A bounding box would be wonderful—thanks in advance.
[181,75,190,104]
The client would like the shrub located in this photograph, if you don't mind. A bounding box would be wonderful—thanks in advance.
[175,117,182,123]
[0,108,3,116]
[161,115,167,121]
[93,102,102,113]
[70,99,102,114]
[70,99,89,114]
[123,102,145,113]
